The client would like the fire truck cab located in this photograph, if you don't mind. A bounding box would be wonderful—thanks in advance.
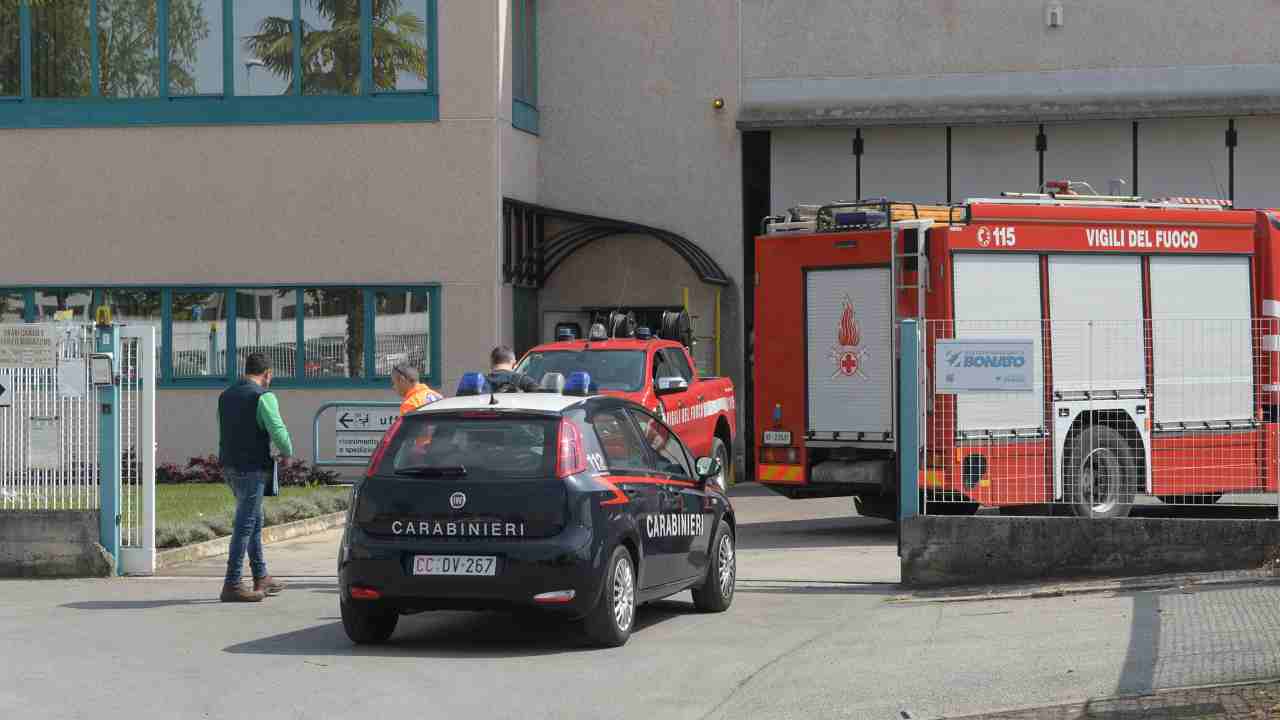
[753,186,1280,519]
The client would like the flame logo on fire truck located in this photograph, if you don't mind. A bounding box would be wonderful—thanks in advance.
[829,294,867,379]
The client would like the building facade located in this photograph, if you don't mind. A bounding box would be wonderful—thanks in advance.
[5,0,1279,469]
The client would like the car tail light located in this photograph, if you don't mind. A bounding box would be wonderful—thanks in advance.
[365,416,404,478]
[556,418,587,478]
[760,446,800,464]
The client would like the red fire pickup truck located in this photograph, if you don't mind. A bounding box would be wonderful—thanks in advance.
[517,329,737,487]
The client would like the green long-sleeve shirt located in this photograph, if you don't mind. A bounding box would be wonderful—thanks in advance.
[256,392,294,457]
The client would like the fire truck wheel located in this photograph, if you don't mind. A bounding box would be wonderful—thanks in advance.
[711,437,733,491]
[1065,425,1135,519]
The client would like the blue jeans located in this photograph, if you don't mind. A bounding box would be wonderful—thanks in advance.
[224,469,267,585]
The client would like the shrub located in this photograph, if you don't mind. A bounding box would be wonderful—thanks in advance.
[185,455,226,484]
[157,462,190,484]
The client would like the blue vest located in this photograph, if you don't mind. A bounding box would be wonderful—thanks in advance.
[218,380,271,471]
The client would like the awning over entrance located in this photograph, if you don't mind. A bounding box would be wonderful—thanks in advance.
[502,198,731,288]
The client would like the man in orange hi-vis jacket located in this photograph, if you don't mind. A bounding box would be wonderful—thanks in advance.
[391,363,443,415]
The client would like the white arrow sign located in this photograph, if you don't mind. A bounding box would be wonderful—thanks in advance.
[335,407,400,433]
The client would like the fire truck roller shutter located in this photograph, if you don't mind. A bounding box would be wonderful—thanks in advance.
[804,267,893,436]
[1048,255,1146,394]
[952,254,1045,433]
[1149,256,1253,424]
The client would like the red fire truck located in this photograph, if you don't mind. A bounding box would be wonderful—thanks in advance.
[753,186,1280,519]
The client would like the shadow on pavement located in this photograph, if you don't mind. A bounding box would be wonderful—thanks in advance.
[223,600,690,658]
[63,599,220,610]
[736,516,896,550]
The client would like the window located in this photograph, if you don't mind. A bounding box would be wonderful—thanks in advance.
[302,288,363,379]
[33,290,93,322]
[511,0,536,133]
[301,0,360,95]
[374,0,428,92]
[168,0,222,95]
[516,350,646,392]
[662,349,694,383]
[0,0,438,127]
[0,291,24,323]
[98,0,160,98]
[31,1,92,98]
[373,289,428,377]
[0,2,18,96]
[235,0,292,96]
[103,289,162,378]
[380,414,557,481]
[591,410,649,473]
[236,289,296,377]
[632,411,691,479]
[171,290,228,379]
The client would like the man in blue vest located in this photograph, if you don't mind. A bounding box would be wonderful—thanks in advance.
[218,352,293,602]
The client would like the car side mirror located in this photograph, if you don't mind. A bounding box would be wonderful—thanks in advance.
[655,376,689,395]
[696,456,722,481]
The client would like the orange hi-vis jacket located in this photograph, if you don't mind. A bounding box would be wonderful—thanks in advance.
[400,383,443,415]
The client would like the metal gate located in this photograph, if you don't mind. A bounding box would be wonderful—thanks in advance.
[0,323,156,575]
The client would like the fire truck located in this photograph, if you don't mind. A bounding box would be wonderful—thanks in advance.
[753,184,1280,519]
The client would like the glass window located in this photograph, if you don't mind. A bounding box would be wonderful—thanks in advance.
[98,0,160,98]
[378,414,557,481]
[0,290,24,323]
[301,0,360,95]
[168,0,222,95]
[631,411,691,479]
[171,290,228,379]
[33,289,93,323]
[236,289,296,377]
[0,1,19,96]
[373,0,428,92]
[302,288,363,379]
[31,1,93,98]
[516,350,646,392]
[373,289,427,377]
[590,410,648,473]
[512,0,534,103]
[662,349,694,383]
[235,0,292,96]
[103,289,162,378]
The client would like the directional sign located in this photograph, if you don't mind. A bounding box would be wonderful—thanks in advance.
[0,325,58,369]
[335,407,400,433]
[337,434,383,458]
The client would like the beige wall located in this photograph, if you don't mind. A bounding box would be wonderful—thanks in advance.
[537,0,743,384]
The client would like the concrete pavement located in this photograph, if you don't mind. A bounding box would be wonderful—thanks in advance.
[5,485,1280,719]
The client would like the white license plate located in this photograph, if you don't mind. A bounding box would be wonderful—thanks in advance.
[762,431,792,446]
[412,555,497,576]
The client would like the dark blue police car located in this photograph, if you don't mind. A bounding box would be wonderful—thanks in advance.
[338,371,737,647]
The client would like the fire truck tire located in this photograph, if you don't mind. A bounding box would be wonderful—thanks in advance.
[1065,425,1135,519]
[711,437,733,491]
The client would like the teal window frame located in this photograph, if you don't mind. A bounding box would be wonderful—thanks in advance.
[0,284,441,389]
[0,0,437,128]
[511,0,536,135]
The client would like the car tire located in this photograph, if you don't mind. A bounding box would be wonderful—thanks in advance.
[1066,424,1135,519]
[711,437,733,491]
[691,523,735,613]
[583,546,635,648]
[341,600,398,645]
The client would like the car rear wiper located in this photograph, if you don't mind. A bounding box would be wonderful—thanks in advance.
[394,465,468,477]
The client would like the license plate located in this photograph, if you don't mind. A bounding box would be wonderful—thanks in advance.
[412,555,497,576]
[762,431,792,446]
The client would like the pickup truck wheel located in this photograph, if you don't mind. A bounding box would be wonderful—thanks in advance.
[711,437,732,491]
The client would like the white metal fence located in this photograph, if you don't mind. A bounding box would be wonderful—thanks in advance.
[119,328,156,566]
[0,324,99,510]
[920,318,1279,517]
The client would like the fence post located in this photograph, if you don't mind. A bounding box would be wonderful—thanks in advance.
[899,319,920,525]
[97,324,121,574]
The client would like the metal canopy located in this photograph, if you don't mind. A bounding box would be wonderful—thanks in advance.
[502,198,731,288]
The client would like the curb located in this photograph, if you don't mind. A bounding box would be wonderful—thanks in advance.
[155,511,348,569]
[888,568,1280,605]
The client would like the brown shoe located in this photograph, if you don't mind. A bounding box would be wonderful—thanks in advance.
[220,582,266,603]
[254,575,285,596]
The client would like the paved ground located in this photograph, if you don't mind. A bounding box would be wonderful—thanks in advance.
[6,484,1280,719]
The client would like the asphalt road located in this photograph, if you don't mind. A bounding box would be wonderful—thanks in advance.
[5,485,1280,720]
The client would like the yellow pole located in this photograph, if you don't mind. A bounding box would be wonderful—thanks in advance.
[681,287,689,312]
[714,288,721,375]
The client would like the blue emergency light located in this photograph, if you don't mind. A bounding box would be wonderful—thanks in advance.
[635,326,652,340]
[564,371,593,397]
[456,372,491,396]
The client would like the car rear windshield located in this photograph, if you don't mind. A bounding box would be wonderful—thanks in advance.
[374,413,558,481]
[516,350,646,392]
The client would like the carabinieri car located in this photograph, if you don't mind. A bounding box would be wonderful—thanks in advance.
[338,371,737,647]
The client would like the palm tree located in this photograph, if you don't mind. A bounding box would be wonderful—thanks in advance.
[245,0,426,95]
